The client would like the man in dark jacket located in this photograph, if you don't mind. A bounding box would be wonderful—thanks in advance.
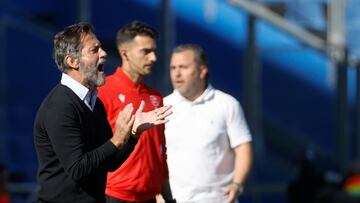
[34,22,172,203]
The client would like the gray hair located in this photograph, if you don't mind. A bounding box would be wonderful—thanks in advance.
[53,22,94,73]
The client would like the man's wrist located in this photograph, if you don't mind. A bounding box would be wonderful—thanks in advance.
[110,137,126,149]
[232,181,244,193]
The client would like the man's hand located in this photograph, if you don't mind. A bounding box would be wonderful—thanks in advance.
[131,101,172,138]
[110,103,135,149]
[223,182,242,203]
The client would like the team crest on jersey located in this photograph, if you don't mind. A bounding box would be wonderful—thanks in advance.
[118,94,125,103]
[149,95,160,108]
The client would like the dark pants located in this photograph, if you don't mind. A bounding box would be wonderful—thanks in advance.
[105,195,156,203]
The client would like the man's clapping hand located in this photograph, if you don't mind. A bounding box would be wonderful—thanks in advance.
[131,100,172,138]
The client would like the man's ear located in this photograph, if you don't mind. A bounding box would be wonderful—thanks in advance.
[199,65,208,79]
[119,47,128,61]
[65,55,80,70]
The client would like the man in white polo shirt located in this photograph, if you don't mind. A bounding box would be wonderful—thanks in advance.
[164,44,252,203]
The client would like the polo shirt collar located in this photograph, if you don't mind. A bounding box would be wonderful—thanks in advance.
[173,84,214,104]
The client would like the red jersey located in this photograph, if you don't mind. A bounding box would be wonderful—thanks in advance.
[98,68,168,202]
[0,193,9,203]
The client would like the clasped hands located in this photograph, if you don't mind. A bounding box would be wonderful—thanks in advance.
[111,101,172,148]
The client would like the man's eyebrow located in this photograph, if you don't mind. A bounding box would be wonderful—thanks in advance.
[90,43,101,50]
[94,42,102,47]
[142,47,156,51]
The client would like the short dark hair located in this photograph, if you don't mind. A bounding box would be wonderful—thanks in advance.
[116,20,159,47]
[53,22,95,73]
[172,44,208,67]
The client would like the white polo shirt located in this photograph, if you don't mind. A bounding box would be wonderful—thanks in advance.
[164,85,252,203]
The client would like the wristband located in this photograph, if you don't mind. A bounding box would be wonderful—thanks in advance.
[165,199,176,203]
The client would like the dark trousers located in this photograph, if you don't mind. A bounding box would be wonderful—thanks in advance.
[106,195,156,203]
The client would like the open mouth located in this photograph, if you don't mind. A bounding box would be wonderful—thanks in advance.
[97,64,104,72]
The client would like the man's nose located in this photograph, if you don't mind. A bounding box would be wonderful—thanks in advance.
[149,52,156,63]
[174,68,181,77]
[100,48,107,58]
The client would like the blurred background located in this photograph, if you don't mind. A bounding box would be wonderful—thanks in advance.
[1,0,360,202]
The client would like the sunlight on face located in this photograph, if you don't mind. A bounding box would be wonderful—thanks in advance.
[170,50,205,101]
[78,33,107,89]
[125,35,157,76]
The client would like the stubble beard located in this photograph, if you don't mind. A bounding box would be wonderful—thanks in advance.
[81,64,106,89]
[88,71,105,88]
